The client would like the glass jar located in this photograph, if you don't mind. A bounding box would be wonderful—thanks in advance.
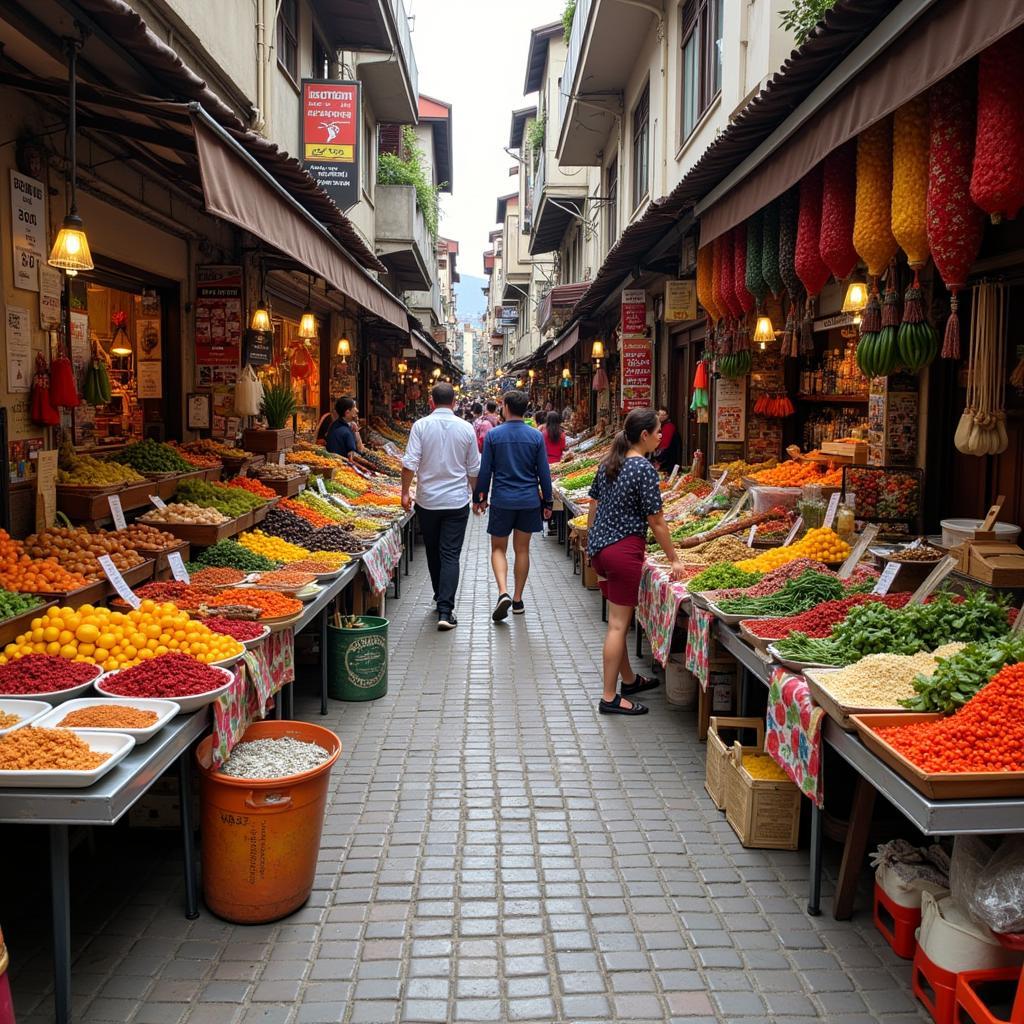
[797,483,826,530]
[836,493,856,542]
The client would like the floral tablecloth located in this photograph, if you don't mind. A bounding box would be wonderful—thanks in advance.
[362,526,404,594]
[637,560,690,666]
[685,605,715,690]
[210,627,296,766]
[766,666,824,806]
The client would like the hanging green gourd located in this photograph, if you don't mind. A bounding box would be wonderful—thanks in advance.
[761,202,783,299]
[733,224,754,353]
[819,141,858,280]
[873,267,903,377]
[745,209,767,310]
[778,187,803,357]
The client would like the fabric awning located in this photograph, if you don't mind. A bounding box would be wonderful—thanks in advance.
[410,330,437,358]
[539,283,590,332]
[546,321,581,364]
[697,0,1024,244]
[192,115,409,331]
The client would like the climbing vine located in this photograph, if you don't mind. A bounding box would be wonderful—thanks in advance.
[377,126,443,239]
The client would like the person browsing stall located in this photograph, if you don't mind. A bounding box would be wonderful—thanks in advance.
[325,397,364,457]
[587,408,684,715]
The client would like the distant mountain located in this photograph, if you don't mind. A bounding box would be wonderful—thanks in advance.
[456,275,488,325]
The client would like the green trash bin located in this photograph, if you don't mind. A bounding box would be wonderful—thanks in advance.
[327,616,388,701]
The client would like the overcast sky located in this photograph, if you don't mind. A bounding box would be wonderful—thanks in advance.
[408,0,559,277]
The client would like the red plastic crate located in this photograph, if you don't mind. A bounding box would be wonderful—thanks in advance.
[913,945,958,1024]
[955,966,1024,1023]
[874,880,922,960]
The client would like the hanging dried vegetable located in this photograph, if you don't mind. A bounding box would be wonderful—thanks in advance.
[733,224,755,315]
[718,230,740,318]
[711,235,724,322]
[927,66,985,359]
[696,244,719,322]
[745,209,767,308]
[891,96,931,269]
[853,117,898,278]
[819,142,858,280]
[794,164,830,297]
[954,282,1008,456]
[778,188,803,356]
[873,273,902,377]
[897,275,939,372]
[970,28,1024,224]
[761,202,783,298]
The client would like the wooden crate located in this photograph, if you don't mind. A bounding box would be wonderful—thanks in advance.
[242,428,294,453]
[724,744,801,850]
[0,600,57,647]
[142,514,249,548]
[706,717,764,810]
[256,474,304,498]
[145,541,191,581]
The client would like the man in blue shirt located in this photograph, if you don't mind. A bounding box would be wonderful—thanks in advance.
[326,397,363,457]
[473,389,553,622]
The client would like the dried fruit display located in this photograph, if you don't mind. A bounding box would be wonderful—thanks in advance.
[761,201,783,299]
[696,244,719,322]
[891,96,931,268]
[795,164,830,298]
[733,223,755,314]
[744,209,767,308]
[819,142,858,280]
[853,117,898,277]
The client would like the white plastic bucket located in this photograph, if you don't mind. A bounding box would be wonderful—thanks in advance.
[941,518,1021,548]
[918,892,1024,974]
[665,656,697,708]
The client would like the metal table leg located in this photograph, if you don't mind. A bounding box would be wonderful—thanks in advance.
[320,607,328,715]
[807,801,823,916]
[394,564,401,600]
[403,523,410,576]
[178,751,200,920]
[635,621,643,659]
[50,824,71,1024]
[285,680,294,719]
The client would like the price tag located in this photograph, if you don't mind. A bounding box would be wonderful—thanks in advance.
[667,465,680,486]
[316,477,328,496]
[908,554,958,605]
[705,470,729,502]
[872,562,901,595]
[97,554,140,609]
[149,495,167,510]
[330,494,353,511]
[720,490,750,525]
[277,452,286,466]
[782,517,804,547]
[384,442,400,457]
[107,494,127,531]
[823,492,841,529]
[167,551,190,583]
[838,524,879,579]
[747,524,758,546]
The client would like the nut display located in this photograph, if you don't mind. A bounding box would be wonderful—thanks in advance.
[140,502,229,526]
[255,464,303,481]
[260,507,316,545]
[308,525,368,553]
[120,523,179,551]
[886,544,945,563]
[23,526,145,579]
[181,438,247,460]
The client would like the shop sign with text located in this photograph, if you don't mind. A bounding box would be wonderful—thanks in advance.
[664,279,697,322]
[302,80,360,211]
[621,337,653,413]
[195,266,242,367]
[621,288,647,335]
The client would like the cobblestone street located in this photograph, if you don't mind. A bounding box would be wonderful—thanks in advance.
[5,518,928,1024]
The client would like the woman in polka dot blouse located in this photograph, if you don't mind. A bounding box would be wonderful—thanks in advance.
[587,408,684,715]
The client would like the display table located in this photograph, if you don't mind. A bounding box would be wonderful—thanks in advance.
[637,560,691,666]
[0,711,208,1024]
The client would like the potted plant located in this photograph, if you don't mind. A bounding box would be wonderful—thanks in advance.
[242,382,297,453]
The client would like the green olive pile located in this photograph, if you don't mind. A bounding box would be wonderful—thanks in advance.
[113,439,193,475]
[175,480,264,518]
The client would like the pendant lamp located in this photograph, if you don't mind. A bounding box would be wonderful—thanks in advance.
[298,275,317,339]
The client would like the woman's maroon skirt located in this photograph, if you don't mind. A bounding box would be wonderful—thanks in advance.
[590,534,646,607]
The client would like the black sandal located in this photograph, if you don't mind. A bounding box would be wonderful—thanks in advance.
[599,694,649,715]
[621,674,660,696]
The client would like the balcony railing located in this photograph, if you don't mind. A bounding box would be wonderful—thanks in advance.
[391,0,419,102]
[532,146,546,225]
[559,0,592,128]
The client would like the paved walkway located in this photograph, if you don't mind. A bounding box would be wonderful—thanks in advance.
[5,517,928,1023]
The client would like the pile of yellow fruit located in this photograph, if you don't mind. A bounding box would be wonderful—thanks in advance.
[735,527,851,572]
[58,454,146,486]
[0,601,243,671]
[239,530,312,563]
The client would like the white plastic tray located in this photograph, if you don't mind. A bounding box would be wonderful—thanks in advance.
[0,729,135,788]
[0,699,52,736]
[34,698,181,742]
[95,665,234,714]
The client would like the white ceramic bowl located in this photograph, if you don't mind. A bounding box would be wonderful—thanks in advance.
[95,665,234,714]
[34,697,180,742]
[0,698,52,735]
[0,729,135,788]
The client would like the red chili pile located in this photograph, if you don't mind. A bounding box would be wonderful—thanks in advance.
[202,617,266,642]
[879,663,1024,773]
[100,653,227,698]
[744,593,912,639]
[0,655,99,694]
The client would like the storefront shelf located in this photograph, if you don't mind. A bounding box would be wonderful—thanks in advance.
[796,393,869,404]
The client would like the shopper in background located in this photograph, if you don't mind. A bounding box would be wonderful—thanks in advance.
[654,407,683,473]
[474,389,553,621]
[401,382,480,631]
[326,397,364,457]
[543,412,566,465]
[483,400,501,427]
[587,408,684,714]
[472,401,495,453]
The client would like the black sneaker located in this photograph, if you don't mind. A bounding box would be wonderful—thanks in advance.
[492,593,512,622]
[512,600,525,615]
[437,612,458,631]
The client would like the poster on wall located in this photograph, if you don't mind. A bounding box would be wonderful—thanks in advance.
[10,171,47,292]
[38,265,62,328]
[621,289,647,335]
[69,311,90,384]
[195,266,242,369]
[301,80,360,212]
[664,280,697,322]
[714,377,747,443]
[137,361,162,399]
[5,305,32,392]
[136,317,161,360]
[620,337,653,413]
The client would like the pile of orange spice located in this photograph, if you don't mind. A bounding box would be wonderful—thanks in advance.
[0,710,22,729]
[0,727,109,770]
[257,570,316,589]
[190,567,247,587]
[208,589,301,619]
[58,706,159,729]
[879,662,1024,774]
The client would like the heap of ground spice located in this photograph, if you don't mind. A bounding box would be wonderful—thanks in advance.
[0,710,22,729]
[208,589,301,619]
[100,653,228,699]
[0,655,99,695]
[58,705,159,729]
[201,617,266,642]
[190,567,247,587]
[0,727,109,770]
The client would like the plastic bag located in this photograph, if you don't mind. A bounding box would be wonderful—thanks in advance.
[871,838,950,908]
[234,364,264,417]
[951,834,1024,934]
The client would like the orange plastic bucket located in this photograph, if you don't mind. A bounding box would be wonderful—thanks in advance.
[196,720,341,924]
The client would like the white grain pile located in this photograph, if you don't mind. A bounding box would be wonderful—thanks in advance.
[220,737,329,779]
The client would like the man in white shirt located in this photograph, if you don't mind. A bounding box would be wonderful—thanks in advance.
[401,382,481,631]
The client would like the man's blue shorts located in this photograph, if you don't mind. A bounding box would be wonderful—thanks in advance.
[487,505,543,537]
